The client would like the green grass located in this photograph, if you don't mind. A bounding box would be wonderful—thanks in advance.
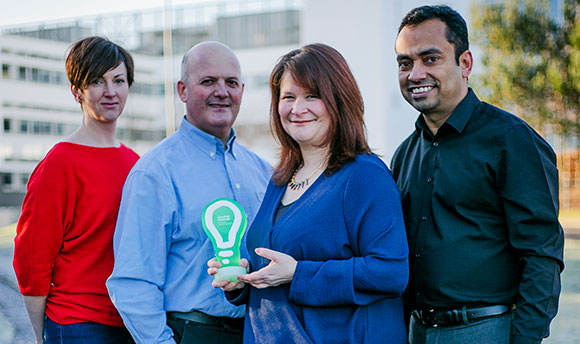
[561,209,580,219]
[0,223,16,250]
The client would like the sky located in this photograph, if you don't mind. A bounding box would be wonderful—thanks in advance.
[0,0,205,27]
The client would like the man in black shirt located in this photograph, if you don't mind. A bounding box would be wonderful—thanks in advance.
[390,5,564,344]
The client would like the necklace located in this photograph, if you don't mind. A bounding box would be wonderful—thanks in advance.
[288,161,326,190]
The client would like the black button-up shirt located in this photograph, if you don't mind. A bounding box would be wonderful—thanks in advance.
[391,89,564,343]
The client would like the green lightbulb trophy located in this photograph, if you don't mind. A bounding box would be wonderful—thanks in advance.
[202,198,248,282]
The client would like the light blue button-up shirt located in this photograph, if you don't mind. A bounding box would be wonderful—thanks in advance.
[107,117,271,344]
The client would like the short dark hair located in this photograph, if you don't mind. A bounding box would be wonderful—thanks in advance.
[269,43,371,186]
[398,5,469,64]
[66,36,134,89]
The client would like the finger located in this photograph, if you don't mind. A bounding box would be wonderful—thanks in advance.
[223,281,245,291]
[254,247,283,262]
[211,279,231,289]
[239,258,249,268]
[207,267,219,276]
[207,258,221,268]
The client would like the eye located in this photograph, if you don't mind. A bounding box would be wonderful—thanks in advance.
[115,78,126,84]
[91,79,104,85]
[227,79,239,87]
[425,56,440,64]
[280,95,294,101]
[201,79,214,85]
[398,61,412,71]
[306,94,319,99]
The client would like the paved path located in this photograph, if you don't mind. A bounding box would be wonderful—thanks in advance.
[0,248,34,344]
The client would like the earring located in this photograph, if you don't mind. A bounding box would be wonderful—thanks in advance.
[76,96,82,103]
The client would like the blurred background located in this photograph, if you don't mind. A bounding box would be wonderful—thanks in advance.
[0,0,578,342]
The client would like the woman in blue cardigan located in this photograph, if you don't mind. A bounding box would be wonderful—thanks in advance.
[209,43,409,344]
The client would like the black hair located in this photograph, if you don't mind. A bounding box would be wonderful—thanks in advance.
[398,5,469,64]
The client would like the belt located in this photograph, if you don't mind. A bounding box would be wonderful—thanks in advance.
[167,310,244,330]
[413,305,512,328]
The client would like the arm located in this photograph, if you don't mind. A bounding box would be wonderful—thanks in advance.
[253,161,409,307]
[499,125,564,344]
[106,171,177,344]
[13,154,67,339]
[22,295,47,344]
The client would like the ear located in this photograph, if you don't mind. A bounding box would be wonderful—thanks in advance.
[176,80,187,102]
[459,50,473,79]
[70,84,83,102]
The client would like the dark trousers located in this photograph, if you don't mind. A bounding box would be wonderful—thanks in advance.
[167,315,243,344]
[409,311,512,344]
[44,316,132,344]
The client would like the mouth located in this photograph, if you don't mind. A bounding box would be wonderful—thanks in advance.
[209,102,230,109]
[290,119,316,124]
[101,102,119,108]
[408,85,435,98]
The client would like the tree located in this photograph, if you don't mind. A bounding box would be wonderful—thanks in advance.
[470,0,580,139]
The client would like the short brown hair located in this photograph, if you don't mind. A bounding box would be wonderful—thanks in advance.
[66,36,134,89]
[270,43,370,186]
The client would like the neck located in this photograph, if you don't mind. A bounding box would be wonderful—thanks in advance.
[423,88,469,136]
[422,112,451,136]
[67,118,118,147]
[300,146,329,170]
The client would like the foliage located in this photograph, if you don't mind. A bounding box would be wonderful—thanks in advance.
[470,0,580,138]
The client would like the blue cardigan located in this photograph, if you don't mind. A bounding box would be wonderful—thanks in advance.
[243,154,409,344]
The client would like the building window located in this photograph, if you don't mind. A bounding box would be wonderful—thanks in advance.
[32,121,52,135]
[2,173,13,187]
[2,64,8,78]
[3,118,11,133]
[21,173,30,187]
[20,120,28,133]
[18,66,26,80]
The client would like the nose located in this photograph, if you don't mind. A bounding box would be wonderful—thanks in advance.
[291,97,308,115]
[104,81,116,97]
[213,80,228,98]
[408,62,427,82]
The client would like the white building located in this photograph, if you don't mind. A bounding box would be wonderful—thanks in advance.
[0,0,481,208]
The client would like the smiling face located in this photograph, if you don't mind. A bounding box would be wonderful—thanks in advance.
[177,43,244,143]
[278,71,330,151]
[395,19,472,123]
[73,62,129,124]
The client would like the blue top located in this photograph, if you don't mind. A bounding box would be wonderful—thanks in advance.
[106,117,271,344]
[243,154,409,344]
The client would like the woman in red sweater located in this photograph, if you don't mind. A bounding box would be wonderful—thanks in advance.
[13,36,139,344]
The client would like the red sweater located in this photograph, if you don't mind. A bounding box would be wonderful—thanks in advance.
[14,142,139,326]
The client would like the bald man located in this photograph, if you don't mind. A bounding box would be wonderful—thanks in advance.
[107,42,271,344]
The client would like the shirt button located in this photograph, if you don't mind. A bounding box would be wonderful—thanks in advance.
[426,177,432,183]
[421,216,427,221]
[433,142,439,147]
[235,183,241,189]
[415,253,421,258]
[210,152,215,157]
[225,156,228,161]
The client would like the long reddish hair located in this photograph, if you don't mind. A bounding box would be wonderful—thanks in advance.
[270,43,370,186]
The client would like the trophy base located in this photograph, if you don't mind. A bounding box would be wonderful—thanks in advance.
[215,266,246,282]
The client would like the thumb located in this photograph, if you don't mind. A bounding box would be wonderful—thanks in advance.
[255,247,282,262]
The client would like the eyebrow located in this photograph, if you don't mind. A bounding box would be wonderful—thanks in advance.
[396,47,444,62]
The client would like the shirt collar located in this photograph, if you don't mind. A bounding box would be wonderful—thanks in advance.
[415,88,480,136]
[177,116,238,159]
